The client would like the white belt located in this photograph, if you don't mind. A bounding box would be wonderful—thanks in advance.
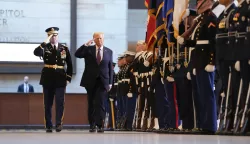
[196,40,209,45]
[216,33,228,39]
[237,32,247,38]
[124,79,130,82]
[247,26,250,32]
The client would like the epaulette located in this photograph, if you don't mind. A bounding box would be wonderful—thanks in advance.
[61,44,68,49]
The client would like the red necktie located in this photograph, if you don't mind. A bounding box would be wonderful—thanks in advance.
[96,48,101,64]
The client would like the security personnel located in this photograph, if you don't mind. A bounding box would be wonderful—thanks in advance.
[33,27,73,133]
[177,0,218,134]
[214,0,237,134]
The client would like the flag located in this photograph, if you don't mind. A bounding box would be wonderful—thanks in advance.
[145,0,156,51]
[162,0,174,43]
[172,0,189,39]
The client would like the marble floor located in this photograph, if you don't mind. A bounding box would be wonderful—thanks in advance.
[0,130,250,144]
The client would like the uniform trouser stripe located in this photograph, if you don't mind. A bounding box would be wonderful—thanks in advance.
[173,83,179,128]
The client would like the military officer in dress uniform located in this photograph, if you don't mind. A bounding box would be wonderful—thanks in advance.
[131,40,145,130]
[122,51,136,131]
[177,0,218,134]
[214,0,237,134]
[231,0,250,135]
[34,27,73,133]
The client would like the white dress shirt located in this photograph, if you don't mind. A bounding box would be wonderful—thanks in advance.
[96,45,103,61]
[24,83,29,93]
[51,43,58,49]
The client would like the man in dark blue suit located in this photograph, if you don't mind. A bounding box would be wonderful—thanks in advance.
[75,32,113,133]
[17,76,34,93]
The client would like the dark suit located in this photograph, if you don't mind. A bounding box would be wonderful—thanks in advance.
[75,44,113,127]
[34,42,73,129]
[17,83,34,93]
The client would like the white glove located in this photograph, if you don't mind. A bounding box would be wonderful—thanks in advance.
[144,60,150,67]
[162,57,170,62]
[108,85,112,91]
[177,36,184,45]
[220,92,225,97]
[235,61,240,72]
[176,64,181,70]
[182,9,190,20]
[167,76,175,82]
[193,69,196,75]
[44,34,53,43]
[205,64,215,72]
[187,72,191,80]
[127,93,133,98]
[248,60,250,65]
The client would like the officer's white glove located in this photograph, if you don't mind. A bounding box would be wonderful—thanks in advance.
[235,61,240,72]
[193,68,196,75]
[176,64,181,70]
[205,64,215,72]
[167,76,175,82]
[182,9,190,20]
[144,60,150,67]
[44,34,53,44]
[177,36,184,45]
[187,72,191,80]
[127,93,133,98]
[220,92,225,97]
[162,57,170,62]
[248,60,250,65]
[108,85,112,91]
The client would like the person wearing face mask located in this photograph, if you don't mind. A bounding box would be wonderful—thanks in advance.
[177,0,219,134]
[34,27,73,133]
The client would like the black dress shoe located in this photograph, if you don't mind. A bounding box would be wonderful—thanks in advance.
[56,125,62,132]
[46,127,53,133]
[89,125,96,133]
[97,127,104,133]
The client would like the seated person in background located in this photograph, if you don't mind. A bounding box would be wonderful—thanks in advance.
[17,76,34,93]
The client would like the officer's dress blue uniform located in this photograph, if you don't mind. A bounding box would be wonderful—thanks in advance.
[33,27,73,132]
[184,9,218,133]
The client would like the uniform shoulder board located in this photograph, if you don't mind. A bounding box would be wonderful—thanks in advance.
[61,44,68,48]
[61,44,69,50]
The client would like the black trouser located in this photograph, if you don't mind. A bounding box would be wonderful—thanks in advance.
[43,87,65,128]
[219,60,241,114]
[86,78,107,127]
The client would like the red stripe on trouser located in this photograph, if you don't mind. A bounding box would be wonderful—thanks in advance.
[173,83,179,128]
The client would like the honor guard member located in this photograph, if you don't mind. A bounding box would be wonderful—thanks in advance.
[106,62,117,130]
[214,0,237,134]
[34,27,73,133]
[122,51,136,131]
[137,49,153,131]
[116,54,125,129]
[231,0,250,135]
[177,0,218,134]
[131,40,145,130]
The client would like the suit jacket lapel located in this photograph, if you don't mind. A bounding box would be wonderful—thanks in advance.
[101,47,108,64]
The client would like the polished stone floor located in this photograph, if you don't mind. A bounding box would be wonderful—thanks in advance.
[0,130,250,144]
